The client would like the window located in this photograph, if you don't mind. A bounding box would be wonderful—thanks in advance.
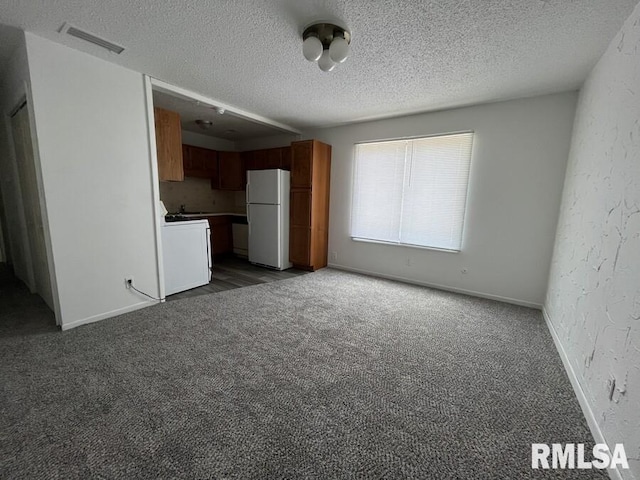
[351,132,474,252]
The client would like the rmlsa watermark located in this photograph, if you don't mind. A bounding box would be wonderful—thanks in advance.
[532,443,628,470]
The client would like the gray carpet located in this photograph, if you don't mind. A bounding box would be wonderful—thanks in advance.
[0,266,604,479]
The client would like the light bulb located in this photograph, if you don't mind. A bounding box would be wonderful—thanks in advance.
[329,36,349,63]
[302,36,323,62]
[317,49,336,72]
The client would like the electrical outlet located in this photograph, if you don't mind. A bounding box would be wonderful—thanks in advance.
[405,257,412,267]
[330,251,338,261]
[125,277,134,289]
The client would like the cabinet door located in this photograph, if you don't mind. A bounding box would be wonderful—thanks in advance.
[291,141,313,188]
[290,226,311,266]
[246,149,267,170]
[184,146,217,179]
[281,146,292,170]
[243,150,255,171]
[204,150,218,178]
[208,216,233,255]
[218,151,244,190]
[189,147,207,174]
[290,190,311,227]
[154,108,183,181]
[182,145,192,170]
[264,148,282,169]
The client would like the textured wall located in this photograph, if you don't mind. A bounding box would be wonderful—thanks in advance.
[545,3,640,478]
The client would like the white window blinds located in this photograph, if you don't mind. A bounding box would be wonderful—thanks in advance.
[351,132,473,251]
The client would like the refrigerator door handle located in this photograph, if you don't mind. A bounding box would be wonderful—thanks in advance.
[247,206,250,235]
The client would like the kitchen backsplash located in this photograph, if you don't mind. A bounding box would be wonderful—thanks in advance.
[160,177,245,213]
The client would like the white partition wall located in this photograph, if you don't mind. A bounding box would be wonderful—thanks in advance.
[25,33,160,329]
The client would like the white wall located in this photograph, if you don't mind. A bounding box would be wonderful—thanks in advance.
[305,92,578,307]
[545,3,640,478]
[181,130,237,151]
[0,33,35,288]
[236,133,300,151]
[25,33,160,329]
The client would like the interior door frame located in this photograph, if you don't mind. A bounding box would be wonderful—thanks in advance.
[5,87,62,325]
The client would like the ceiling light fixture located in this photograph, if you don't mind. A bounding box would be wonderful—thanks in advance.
[195,119,213,130]
[302,22,351,72]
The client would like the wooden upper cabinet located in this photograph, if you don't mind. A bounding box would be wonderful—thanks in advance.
[182,144,192,171]
[217,151,244,191]
[189,146,207,171]
[183,145,217,179]
[291,140,314,188]
[203,150,218,178]
[281,146,292,170]
[244,149,266,171]
[243,147,292,172]
[154,107,183,181]
[264,148,282,169]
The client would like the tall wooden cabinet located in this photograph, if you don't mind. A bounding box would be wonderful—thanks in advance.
[289,140,331,271]
[154,107,184,181]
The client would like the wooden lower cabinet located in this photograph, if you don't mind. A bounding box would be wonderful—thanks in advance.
[208,216,233,256]
[190,216,233,257]
[289,226,311,266]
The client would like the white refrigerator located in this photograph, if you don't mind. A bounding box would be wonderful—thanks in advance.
[246,169,292,270]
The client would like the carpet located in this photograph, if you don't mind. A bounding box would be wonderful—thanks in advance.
[0,268,604,479]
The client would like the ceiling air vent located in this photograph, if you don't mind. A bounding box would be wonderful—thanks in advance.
[60,23,125,54]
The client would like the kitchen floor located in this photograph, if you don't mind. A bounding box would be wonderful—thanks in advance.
[166,256,309,301]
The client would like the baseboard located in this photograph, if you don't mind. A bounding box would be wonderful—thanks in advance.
[326,263,543,309]
[542,307,623,480]
[60,300,155,331]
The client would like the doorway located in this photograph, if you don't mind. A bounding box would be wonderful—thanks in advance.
[10,101,54,310]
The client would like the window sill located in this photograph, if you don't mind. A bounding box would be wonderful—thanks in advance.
[351,237,460,254]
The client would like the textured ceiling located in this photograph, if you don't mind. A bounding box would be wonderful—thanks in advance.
[0,1,637,129]
[152,90,289,141]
